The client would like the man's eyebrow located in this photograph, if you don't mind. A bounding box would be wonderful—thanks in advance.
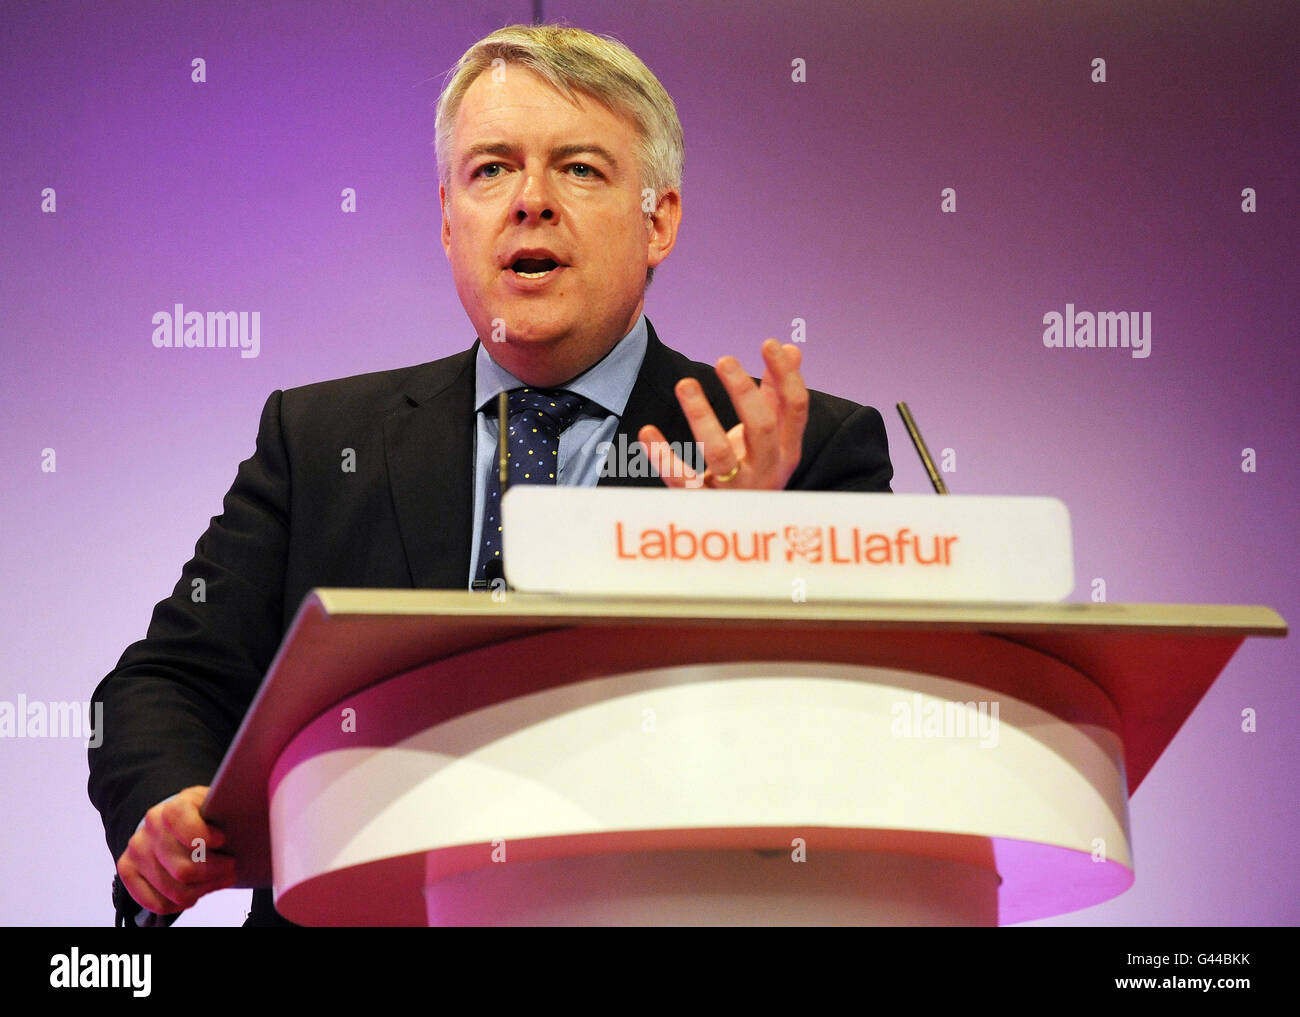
[551,143,621,172]
[461,141,515,164]
[460,141,621,173]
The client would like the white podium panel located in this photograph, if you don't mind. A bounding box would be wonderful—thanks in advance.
[268,628,1132,926]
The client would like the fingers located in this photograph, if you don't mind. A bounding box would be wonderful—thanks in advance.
[118,852,235,915]
[648,339,809,491]
[714,354,777,477]
[763,340,808,470]
[118,785,237,915]
[117,853,182,915]
[710,340,805,488]
[638,425,704,488]
[673,376,741,481]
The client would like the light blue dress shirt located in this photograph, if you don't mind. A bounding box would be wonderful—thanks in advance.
[468,314,649,586]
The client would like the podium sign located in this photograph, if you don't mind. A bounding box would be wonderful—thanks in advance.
[503,488,1074,602]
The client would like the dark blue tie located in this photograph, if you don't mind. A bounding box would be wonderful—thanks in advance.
[476,387,589,585]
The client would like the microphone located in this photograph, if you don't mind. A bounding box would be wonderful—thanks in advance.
[896,402,949,494]
[482,557,506,588]
[473,391,513,593]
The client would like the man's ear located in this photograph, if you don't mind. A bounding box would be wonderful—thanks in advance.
[646,188,682,270]
[439,183,451,258]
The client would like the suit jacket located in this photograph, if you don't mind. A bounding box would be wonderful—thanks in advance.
[88,318,893,926]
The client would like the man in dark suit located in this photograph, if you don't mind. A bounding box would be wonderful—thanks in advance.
[88,24,892,927]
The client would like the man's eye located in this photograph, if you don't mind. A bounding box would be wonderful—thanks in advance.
[473,163,504,179]
[568,163,599,178]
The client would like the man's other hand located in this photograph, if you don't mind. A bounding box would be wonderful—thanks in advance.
[640,339,809,491]
[117,785,237,916]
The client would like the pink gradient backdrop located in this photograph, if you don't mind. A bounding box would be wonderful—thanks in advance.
[1,0,1295,925]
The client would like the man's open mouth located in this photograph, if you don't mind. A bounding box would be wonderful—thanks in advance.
[510,257,560,279]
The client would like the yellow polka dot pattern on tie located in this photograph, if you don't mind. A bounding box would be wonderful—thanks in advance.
[475,387,590,583]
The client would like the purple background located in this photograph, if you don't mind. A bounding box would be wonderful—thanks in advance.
[1,0,1295,926]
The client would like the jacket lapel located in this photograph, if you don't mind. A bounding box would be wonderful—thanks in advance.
[383,346,477,589]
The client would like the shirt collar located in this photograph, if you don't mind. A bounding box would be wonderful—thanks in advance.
[474,314,649,417]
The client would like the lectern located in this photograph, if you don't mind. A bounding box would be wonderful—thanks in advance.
[203,590,1285,925]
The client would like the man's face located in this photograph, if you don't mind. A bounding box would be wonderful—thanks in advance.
[440,65,679,386]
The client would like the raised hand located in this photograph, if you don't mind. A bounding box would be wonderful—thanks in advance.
[639,339,809,490]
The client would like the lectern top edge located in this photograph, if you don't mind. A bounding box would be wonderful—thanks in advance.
[307,588,1287,638]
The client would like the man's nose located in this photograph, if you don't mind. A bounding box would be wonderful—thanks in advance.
[512,168,556,223]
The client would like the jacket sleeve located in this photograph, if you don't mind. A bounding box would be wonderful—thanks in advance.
[788,396,894,493]
[87,390,292,925]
